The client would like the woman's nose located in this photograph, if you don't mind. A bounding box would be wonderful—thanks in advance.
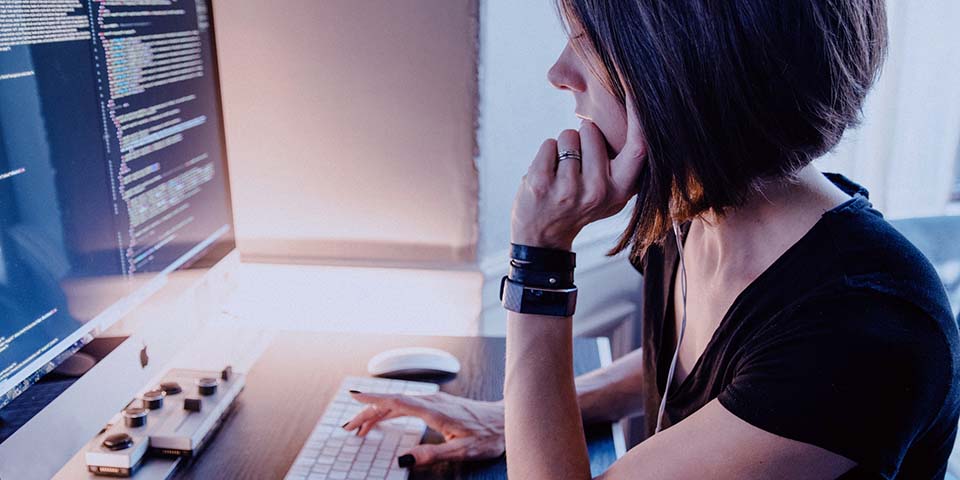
[547,45,586,92]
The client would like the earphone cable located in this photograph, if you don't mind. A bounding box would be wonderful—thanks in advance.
[655,220,688,434]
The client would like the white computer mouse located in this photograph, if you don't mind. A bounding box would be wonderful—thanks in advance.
[366,347,461,377]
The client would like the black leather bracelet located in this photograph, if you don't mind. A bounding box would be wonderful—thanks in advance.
[509,263,574,289]
[510,243,576,271]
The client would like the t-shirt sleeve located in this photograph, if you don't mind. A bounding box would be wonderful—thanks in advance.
[717,291,951,478]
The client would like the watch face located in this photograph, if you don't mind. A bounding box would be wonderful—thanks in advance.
[500,277,577,317]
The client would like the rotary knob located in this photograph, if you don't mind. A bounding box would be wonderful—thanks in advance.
[196,377,219,396]
[122,407,147,428]
[159,381,182,395]
[102,433,134,451]
[141,389,165,410]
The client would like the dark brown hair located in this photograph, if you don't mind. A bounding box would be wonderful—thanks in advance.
[555,0,887,259]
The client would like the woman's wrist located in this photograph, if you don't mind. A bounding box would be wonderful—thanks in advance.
[509,235,573,251]
[514,240,573,250]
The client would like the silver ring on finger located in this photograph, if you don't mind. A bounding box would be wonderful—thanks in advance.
[557,149,582,162]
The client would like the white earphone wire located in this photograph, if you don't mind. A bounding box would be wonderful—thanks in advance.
[655,220,688,434]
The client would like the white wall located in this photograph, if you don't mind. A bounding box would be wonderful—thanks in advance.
[476,0,572,259]
[817,0,960,219]
[212,0,479,264]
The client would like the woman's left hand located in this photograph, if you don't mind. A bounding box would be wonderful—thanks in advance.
[510,99,647,250]
[344,391,506,466]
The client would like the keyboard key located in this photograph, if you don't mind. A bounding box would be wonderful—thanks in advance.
[290,466,312,475]
[320,415,341,426]
[382,440,399,452]
[356,452,374,463]
[322,446,341,456]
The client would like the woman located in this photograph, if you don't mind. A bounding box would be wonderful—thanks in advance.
[344,0,960,478]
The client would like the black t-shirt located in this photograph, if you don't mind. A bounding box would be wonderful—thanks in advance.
[634,173,960,479]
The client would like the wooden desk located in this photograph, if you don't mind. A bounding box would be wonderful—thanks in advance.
[174,332,623,479]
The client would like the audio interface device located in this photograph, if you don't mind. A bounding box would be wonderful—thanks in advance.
[82,367,243,477]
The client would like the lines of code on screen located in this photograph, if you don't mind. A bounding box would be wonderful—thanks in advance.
[91,0,227,276]
[0,0,232,400]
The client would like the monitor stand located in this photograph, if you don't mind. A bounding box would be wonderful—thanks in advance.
[54,353,97,378]
[0,337,128,443]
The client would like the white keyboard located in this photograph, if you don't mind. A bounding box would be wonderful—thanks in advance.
[284,376,440,480]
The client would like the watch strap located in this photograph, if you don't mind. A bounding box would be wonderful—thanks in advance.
[508,263,574,289]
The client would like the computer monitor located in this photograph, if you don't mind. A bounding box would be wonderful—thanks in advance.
[0,0,237,476]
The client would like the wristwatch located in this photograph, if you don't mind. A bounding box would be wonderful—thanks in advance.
[499,276,578,317]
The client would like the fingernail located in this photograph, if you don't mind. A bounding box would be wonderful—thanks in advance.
[341,421,350,429]
[397,454,416,468]
[348,390,362,394]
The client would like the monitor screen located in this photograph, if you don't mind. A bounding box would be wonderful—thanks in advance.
[0,0,234,417]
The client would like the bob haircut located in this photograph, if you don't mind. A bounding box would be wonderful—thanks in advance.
[555,0,888,259]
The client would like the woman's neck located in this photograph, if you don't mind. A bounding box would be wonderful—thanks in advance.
[689,165,852,279]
